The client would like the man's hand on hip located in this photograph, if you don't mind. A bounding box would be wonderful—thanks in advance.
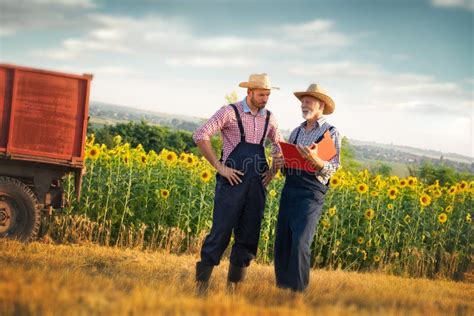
[216,162,244,186]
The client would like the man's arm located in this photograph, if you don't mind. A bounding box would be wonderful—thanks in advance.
[196,140,243,186]
[193,106,244,186]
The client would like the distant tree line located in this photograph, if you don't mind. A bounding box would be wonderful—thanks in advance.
[90,121,472,185]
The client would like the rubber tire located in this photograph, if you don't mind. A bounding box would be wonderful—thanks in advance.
[0,176,40,242]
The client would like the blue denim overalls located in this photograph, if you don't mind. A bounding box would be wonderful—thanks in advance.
[274,123,333,292]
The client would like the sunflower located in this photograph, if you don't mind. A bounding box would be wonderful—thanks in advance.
[388,187,398,200]
[373,255,381,263]
[330,176,341,187]
[403,214,411,224]
[328,207,337,217]
[356,183,369,194]
[445,205,453,213]
[200,170,212,183]
[357,237,364,244]
[321,219,330,229]
[366,239,372,248]
[433,189,442,198]
[162,150,177,164]
[186,155,196,167]
[458,180,468,192]
[160,189,170,200]
[364,208,375,221]
[370,191,379,197]
[466,214,472,223]
[438,213,448,224]
[448,186,457,195]
[387,203,394,210]
[269,189,277,198]
[407,177,417,187]
[399,179,408,188]
[392,251,400,258]
[419,194,432,207]
[140,154,147,164]
[361,250,367,260]
[87,146,100,160]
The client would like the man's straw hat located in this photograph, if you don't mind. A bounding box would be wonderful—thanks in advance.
[294,84,335,115]
[239,73,279,90]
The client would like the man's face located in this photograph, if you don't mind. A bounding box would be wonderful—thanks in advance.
[301,96,324,120]
[249,89,271,109]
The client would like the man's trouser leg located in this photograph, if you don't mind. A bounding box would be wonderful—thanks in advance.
[228,177,266,289]
[196,175,247,292]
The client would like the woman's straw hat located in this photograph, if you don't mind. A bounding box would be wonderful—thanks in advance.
[239,73,279,90]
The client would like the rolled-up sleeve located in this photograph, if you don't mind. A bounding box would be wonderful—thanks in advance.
[317,128,341,178]
[193,105,231,144]
[266,113,283,157]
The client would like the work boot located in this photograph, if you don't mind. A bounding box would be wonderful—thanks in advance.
[195,261,214,296]
[226,263,247,294]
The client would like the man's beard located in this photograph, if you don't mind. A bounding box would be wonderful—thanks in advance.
[251,96,266,109]
[302,110,313,120]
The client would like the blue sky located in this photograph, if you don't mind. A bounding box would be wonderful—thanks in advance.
[1,0,473,157]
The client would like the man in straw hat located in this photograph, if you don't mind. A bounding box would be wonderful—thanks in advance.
[274,83,341,292]
[193,73,283,294]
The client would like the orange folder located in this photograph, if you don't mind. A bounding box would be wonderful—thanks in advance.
[279,130,337,172]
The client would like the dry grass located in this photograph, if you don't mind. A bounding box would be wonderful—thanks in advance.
[0,239,473,316]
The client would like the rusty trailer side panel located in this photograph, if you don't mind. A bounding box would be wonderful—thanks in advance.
[0,64,92,167]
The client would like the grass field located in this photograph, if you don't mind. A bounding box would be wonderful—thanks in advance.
[1,239,473,316]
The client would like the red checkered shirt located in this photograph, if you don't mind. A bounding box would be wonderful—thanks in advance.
[193,98,283,161]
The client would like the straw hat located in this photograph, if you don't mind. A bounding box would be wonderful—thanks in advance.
[239,73,279,90]
[294,84,335,115]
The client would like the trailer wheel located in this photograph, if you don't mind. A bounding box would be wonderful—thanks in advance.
[0,177,40,241]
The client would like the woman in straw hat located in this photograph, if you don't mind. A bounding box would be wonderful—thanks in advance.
[193,73,283,294]
[274,84,341,292]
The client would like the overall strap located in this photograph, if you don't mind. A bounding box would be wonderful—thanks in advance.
[229,104,245,142]
[293,127,302,145]
[314,123,335,143]
[260,110,271,145]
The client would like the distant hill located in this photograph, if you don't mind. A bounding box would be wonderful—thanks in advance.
[89,101,473,175]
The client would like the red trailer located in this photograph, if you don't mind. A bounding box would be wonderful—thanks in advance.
[0,64,92,241]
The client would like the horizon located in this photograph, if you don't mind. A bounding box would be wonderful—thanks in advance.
[90,99,473,161]
[1,0,472,157]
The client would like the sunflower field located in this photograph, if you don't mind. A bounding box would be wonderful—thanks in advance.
[52,135,473,280]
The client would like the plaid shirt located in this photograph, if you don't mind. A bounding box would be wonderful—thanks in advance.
[193,98,283,161]
[288,116,341,185]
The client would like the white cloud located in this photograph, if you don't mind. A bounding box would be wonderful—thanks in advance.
[280,20,351,48]
[0,0,99,36]
[431,0,474,11]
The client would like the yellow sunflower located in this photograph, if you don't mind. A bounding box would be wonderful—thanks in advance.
[433,189,442,198]
[403,214,411,224]
[457,180,468,192]
[388,186,398,200]
[438,213,448,224]
[364,208,375,220]
[448,186,457,195]
[200,170,212,183]
[357,237,364,244]
[466,214,472,223]
[140,154,147,164]
[399,179,408,188]
[419,194,432,207]
[328,207,337,217]
[387,203,394,210]
[160,189,170,200]
[330,176,341,187]
[321,219,330,229]
[445,205,453,213]
[87,146,100,160]
[370,191,379,197]
[407,176,417,187]
[373,255,381,263]
[356,183,369,194]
